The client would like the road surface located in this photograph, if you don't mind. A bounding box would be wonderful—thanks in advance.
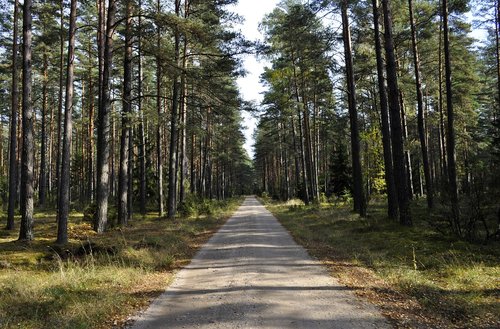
[130,196,390,329]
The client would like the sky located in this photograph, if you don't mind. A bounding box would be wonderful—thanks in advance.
[231,0,280,158]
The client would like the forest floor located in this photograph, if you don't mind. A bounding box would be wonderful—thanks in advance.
[263,197,500,329]
[0,197,242,329]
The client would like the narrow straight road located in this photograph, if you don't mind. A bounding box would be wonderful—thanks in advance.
[130,197,390,329]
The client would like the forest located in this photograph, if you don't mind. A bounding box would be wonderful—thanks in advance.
[0,0,499,327]
[0,0,255,243]
[254,0,500,241]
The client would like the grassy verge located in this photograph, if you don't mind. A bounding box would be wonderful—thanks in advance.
[263,198,499,329]
[0,197,242,329]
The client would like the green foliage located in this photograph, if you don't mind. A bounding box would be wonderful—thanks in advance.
[82,203,97,223]
[82,203,116,227]
[327,143,352,197]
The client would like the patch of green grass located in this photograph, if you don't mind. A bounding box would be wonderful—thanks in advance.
[0,197,242,329]
[265,198,500,328]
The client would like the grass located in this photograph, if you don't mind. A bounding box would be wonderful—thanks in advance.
[0,197,242,329]
[263,198,500,329]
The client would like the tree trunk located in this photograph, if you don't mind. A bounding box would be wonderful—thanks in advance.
[442,0,460,233]
[179,0,190,204]
[48,76,54,197]
[39,53,48,207]
[7,0,19,230]
[19,0,34,241]
[291,55,310,205]
[291,118,301,198]
[156,0,164,217]
[118,0,132,226]
[94,0,116,233]
[55,0,65,203]
[167,0,181,218]
[87,41,95,202]
[381,0,412,226]
[399,92,414,199]
[341,1,366,216]
[56,0,77,244]
[137,0,146,215]
[110,116,116,198]
[496,0,500,113]
[408,0,434,208]
[371,0,398,220]
[179,46,189,204]
[190,133,196,195]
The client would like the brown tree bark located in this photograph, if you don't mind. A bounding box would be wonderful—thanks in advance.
[7,0,19,230]
[371,0,398,220]
[137,0,146,215]
[87,41,95,202]
[442,0,460,233]
[39,53,48,207]
[94,0,116,233]
[56,0,77,244]
[408,0,434,208]
[438,15,448,181]
[118,0,132,225]
[399,92,414,199]
[55,0,65,203]
[381,0,412,226]
[341,1,366,216]
[156,0,164,217]
[19,0,34,241]
[167,0,181,218]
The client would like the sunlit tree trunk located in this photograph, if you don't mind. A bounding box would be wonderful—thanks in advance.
[371,0,398,220]
[167,0,181,218]
[156,0,164,217]
[95,0,116,233]
[382,0,412,226]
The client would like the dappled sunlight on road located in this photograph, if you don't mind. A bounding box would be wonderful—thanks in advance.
[130,196,389,329]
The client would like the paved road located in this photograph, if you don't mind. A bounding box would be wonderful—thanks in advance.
[130,197,390,329]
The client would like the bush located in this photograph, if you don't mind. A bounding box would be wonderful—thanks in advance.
[199,199,215,216]
[82,203,117,226]
[178,195,198,218]
[83,203,97,222]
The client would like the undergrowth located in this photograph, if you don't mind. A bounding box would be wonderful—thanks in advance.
[0,197,242,329]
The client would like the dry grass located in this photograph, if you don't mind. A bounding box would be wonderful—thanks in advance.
[0,198,242,329]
